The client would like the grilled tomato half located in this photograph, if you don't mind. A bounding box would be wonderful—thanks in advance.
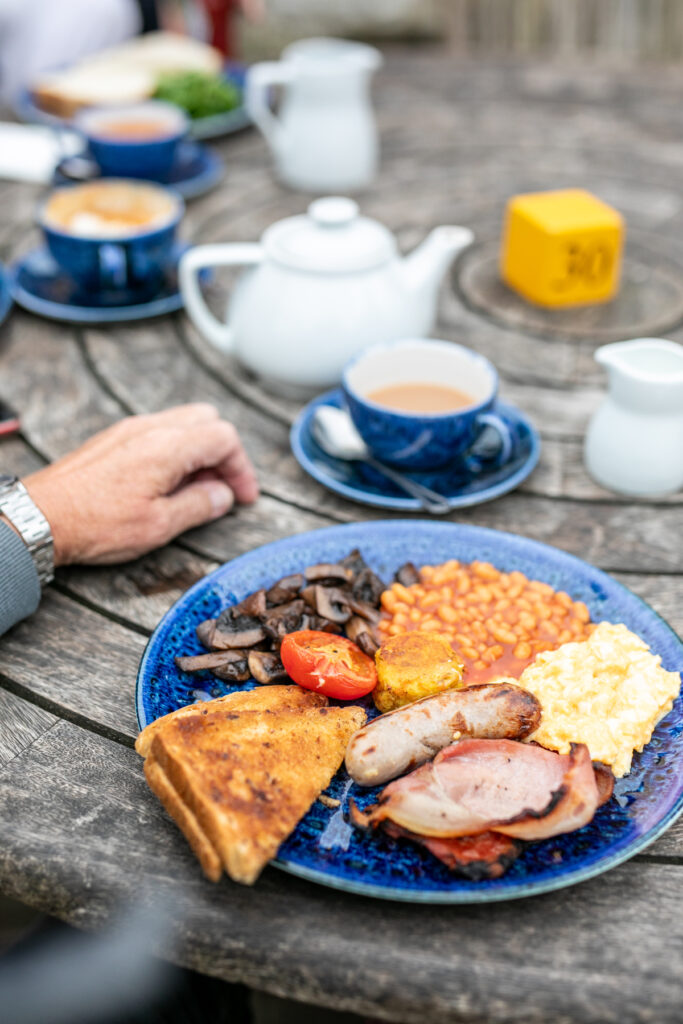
[281,630,378,700]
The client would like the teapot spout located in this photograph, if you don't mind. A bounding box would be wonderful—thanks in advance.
[401,226,474,333]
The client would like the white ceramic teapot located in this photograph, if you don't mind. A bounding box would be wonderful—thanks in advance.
[179,197,474,396]
[584,338,683,496]
[246,37,382,192]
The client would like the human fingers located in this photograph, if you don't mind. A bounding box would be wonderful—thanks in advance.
[71,404,221,458]
[150,420,258,499]
[158,478,235,541]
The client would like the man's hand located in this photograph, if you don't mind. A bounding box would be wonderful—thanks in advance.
[23,404,259,566]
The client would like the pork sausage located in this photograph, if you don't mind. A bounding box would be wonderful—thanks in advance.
[345,681,541,786]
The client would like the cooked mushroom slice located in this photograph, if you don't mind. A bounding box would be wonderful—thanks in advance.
[299,584,318,610]
[175,650,250,673]
[395,562,420,587]
[212,613,266,650]
[356,632,379,657]
[309,585,352,624]
[262,599,307,640]
[266,573,305,606]
[304,563,354,585]
[196,618,216,649]
[345,615,371,644]
[301,613,343,634]
[217,590,267,626]
[213,658,251,682]
[351,567,385,606]
[248,650,289,684]
[340,548,368,575]
[347,598,381,624]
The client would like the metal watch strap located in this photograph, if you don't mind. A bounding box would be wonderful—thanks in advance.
[0,475,54,586]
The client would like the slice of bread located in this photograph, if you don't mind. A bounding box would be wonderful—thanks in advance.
[150,702,367,884]
[135,685,327,758]
[107,31,223,75]
[144,754,222,882]
[32,66,155,118]
[31,31,222,118]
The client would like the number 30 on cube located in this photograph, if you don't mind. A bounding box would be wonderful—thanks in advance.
[500,189,624,308]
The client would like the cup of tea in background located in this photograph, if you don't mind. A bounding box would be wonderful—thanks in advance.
[39,180,184,292]
[342,338,513,471]
[75,101,189,182]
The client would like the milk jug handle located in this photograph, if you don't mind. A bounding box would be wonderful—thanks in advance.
[245,61,296,150]
[178,244,262,354]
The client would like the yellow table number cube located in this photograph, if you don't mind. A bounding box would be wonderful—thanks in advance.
[500,189,624,308]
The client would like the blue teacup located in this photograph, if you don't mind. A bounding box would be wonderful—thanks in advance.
[75,101,189,182]
[342,338,514,471]
[40,180,184,292]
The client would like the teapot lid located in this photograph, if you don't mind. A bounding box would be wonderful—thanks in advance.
[263,197,397,273]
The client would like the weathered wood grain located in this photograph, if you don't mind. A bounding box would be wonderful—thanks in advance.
[0,589,145,741]
[0,434,45,478]
[0,688,57,767]
[1,720,683,1024]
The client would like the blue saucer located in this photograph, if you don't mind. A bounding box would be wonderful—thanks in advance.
[9,242,202,324]
[290,389,540,511]
[53,141,223,200]
[0,265,13,327]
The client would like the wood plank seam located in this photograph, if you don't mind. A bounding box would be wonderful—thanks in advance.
[50,579,152,639]
[0,672,135,750]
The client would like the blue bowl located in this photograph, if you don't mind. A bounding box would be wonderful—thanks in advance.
[342,338,513,471]
[75,101,189,182]
[39,181,184,292]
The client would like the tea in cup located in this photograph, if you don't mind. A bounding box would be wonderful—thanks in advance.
[75,101,188,181]
[40,180,183,291]
[342,339,513,471]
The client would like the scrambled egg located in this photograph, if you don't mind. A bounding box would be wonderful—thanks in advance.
[519,622,681,777]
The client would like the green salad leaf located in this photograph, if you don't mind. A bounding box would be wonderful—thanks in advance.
[153,71,241,120]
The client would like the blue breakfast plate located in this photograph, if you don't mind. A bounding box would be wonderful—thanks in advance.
[291,389,540,511]
[9,241,207,324]
[14,62,250,140]
[136,520,683,903]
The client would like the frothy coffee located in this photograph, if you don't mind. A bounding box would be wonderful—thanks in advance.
[43,181,178,239]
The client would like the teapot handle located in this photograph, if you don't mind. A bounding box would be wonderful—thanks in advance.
[179,244,263,354]
[245,61,295,151]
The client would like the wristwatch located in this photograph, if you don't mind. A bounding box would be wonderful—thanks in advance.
[0,474,54,586]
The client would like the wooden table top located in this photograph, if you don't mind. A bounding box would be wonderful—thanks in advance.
[1,51,682,1024]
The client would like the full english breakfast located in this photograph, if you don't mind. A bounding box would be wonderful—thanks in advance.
[138,548,680,885]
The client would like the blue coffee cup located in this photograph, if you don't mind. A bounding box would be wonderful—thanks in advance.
[40,180,184,292]
[75,101,189,182]
[342,338,514,471]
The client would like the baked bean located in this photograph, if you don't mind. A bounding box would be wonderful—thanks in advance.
[392,583,415,604]
[438,603,458,623]
[574,601,590,623]
[380,560,594,685]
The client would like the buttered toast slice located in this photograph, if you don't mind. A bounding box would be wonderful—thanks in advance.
[150,703,367,884]
[136,684,326,758]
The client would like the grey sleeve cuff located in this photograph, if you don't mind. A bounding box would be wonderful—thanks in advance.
[0,520,41,637]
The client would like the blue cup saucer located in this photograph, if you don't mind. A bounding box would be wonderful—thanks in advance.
[290,388,540,511]
[53,142,223,201]
[9,241,206,324]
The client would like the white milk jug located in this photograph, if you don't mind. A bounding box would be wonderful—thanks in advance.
[584,338,683,496]
[246,37,382,192]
